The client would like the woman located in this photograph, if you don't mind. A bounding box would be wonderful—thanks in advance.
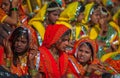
[84,3,101,40]
[67,37,104,78]
[57,1,85,40]
[38,24,71,78]
[29,1,62,46]
[3,26,39,77]
[97,7,120,58]
[0,0,18,26]
[57,1,86,52]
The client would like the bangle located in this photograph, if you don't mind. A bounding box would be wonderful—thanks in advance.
[85,71,91,77]
[6,58,11,68]
[11,8,18,11]
[106,41,110,47]
[29,69,38,76]
[97,35,106,41]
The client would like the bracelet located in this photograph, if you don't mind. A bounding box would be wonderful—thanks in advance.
[106,41,110,47]
[11,8,18,11]
[97,35,106,41]
[85,71,91,77]
[6,58,11,68]
[29,69,38,76]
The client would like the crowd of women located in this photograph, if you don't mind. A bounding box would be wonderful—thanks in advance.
[0,0,120,78]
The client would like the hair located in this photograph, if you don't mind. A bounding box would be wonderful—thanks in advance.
[90,3,100,15]
[79,42,94,61]
[61,29,71,38]
[53,29,71,48]
[47,1,61,13]
[9,27,30,66]
[75,2,85,18]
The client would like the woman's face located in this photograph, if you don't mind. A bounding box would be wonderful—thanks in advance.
[14,35,28,53]
[91,10,100,24]
[56,34,70,52]
[1,0,10,14]
[77,12,84,22]
[77,44,92,64]
[99,14,108,25]
[48,10,60,24]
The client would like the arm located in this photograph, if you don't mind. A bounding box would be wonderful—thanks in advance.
[28,44,39,78]
[3,0,18,26]
[83,64,105,78]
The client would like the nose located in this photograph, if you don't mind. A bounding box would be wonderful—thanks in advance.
[1,4,5,9]
[65,40,69,46]
[16,42,21,46]
[81,51,85,56]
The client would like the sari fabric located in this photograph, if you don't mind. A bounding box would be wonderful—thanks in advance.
[100,51,120,74]
[57,1,87,40]
[42,24,70,48]
[39,24,70,78]
[18,5,38,45]
[0,46,4,65]
[97,21,120,59]
[39,46,69,78]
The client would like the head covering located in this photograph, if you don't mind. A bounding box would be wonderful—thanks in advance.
[84,2,100,23]
[113,9,120,23]
[73,37,98,60]
[29,1,61,22]
[43,24,70,48]
[58,1,85,22]
[102,0,113,6]
[9,26,31,44]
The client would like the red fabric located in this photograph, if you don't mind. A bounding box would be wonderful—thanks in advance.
[0,46,4,65]
[39,46,69,78]
[42,24,69,48]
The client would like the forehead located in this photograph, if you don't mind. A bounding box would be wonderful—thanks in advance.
[48,9,61,14]
[93,9,100,14]
[16,35,27,40]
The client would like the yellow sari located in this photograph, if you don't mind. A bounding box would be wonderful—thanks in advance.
[29,3,47,42]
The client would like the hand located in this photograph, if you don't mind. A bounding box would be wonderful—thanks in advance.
[110,43,117,51]
[87,64,106,73]
[3,39,12,57]
[28,44,38,69]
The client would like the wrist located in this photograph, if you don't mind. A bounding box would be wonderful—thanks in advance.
[11,7,18,11]
[85,71,91,77]
[29,69,38,77]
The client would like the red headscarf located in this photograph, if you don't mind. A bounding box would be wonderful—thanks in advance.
[73,37,98,62]
[43,24,70,48]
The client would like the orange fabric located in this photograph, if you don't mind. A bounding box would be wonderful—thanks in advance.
[11,63,28,76]
[39,46,69,78]
[67,55,85,77]
[10,54,28,76]
[0,8,7,23]
[18,4,37,44]
[11,65,28,76]
[105,58,120,74]
[42,24,70,48]
[19,15,37,44]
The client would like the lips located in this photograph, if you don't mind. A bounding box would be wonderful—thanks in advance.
[15,47,23,52]
[78,56,85,61]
